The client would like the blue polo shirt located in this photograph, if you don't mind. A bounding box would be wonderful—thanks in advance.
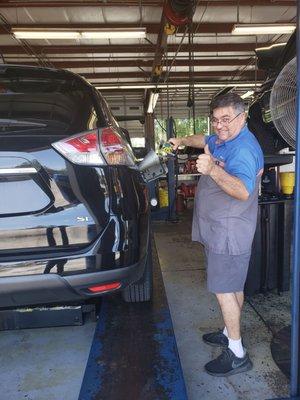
[205,124,264,194]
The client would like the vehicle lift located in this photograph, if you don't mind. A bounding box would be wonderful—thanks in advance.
[0,303,98,331]
[148,116,177,222]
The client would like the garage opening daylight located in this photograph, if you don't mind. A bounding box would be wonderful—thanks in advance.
[0,1,299,399]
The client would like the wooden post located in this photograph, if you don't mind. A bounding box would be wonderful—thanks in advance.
[145,113,155,151]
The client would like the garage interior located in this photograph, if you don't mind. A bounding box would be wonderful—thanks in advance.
[0,1,298,400]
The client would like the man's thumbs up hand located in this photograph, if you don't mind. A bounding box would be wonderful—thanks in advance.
[196,144,215,175]
[204,144,211,155]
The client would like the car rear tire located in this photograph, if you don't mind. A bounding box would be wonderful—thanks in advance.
[122,241,153,303]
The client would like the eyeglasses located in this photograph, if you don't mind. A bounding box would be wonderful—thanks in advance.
[211,112,242,127]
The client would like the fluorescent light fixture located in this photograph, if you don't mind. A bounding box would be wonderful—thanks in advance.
[241,90,254,99]
[255,42,287,51]
[131,137,145,147]
[13,31,81,39]
[232,23,296,35]
[13,28,146,40]
[96,83,261,90]
[81,28,146,39]
[97,84,156,90]
[147,91,159,113]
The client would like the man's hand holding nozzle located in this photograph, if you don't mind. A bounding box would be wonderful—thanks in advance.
[168,137,184,151]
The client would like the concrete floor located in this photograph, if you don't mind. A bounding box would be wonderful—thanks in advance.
[0,319,96,400]
[0,205,291,400]
[152,206,291,400]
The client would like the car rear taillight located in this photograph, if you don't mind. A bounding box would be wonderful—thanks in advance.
[52,129,104,165]
[100,127,135,166]
[52,127,136,166]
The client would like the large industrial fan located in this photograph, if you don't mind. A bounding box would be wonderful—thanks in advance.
[269,56,296,381]
[270,56,297,149]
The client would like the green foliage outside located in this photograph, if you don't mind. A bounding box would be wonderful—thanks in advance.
[154,116,209,150]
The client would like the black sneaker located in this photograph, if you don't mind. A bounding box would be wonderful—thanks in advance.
[204,348,253,377]
[202,330,229,348]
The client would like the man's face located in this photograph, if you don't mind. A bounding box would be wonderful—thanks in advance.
[211,106,246,142]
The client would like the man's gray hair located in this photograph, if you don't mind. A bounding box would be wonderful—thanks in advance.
[210,93,245,114]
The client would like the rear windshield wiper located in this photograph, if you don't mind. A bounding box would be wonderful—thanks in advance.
[0,119,47,127]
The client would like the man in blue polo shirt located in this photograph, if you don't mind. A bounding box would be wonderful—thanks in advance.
[169,93,264,377]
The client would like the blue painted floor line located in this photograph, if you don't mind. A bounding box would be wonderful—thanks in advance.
[79,243,187,400]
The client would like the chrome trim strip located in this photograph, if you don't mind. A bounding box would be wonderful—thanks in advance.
[0,168,37,175]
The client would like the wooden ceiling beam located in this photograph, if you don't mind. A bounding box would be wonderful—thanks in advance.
[3,19,294,35]
[96,83,261,91]
[81,70,265,79]
[1,1,296,7]
[9,58,254,68]
[0,42,269,54]
[0,0,163,6]
[0,23,239,35]
[150,10,168,80]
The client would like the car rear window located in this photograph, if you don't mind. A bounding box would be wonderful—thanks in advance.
[0,67,104,136]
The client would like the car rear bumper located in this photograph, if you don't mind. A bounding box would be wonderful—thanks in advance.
[0,255,146,309]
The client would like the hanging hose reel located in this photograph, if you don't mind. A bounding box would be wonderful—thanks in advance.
[163,0,196,26]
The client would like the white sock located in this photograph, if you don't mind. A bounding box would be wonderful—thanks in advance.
[228,337,245,358]
[223,327,228,337]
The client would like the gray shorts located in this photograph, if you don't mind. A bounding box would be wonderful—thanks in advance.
[205,248,251,294]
